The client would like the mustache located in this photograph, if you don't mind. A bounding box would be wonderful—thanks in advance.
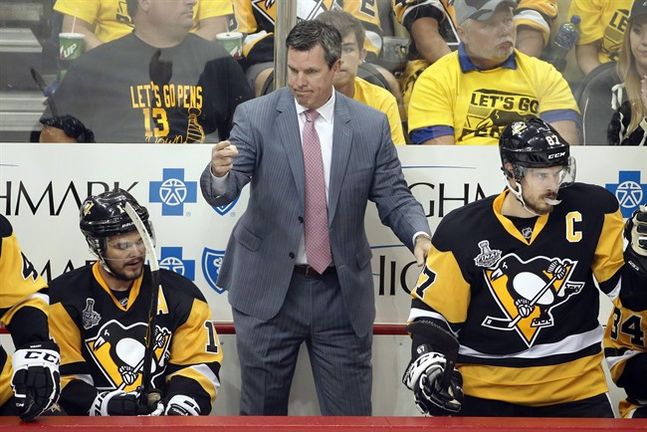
[103,256,146,262]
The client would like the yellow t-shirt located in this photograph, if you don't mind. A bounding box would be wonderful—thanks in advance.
[408,48,579,145]
[353,77,405,145]
[515,0,558,46]
[568,0,633,65]
[54,0,233,43]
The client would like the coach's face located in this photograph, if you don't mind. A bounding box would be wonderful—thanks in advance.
[287,45,340,110]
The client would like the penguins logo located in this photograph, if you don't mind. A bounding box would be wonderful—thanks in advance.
[481,254,584,347]
[85,320,172,392]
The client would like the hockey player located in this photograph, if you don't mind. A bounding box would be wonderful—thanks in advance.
[604,205,647,418]
[48,189,222,416]
[0,214,60,421]
[403,117,647,417]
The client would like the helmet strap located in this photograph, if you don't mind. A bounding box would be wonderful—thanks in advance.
[506,179,542,217]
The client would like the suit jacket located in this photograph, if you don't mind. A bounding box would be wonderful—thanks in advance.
[201,87,429,336]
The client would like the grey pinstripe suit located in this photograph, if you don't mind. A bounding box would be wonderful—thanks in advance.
[200,87,429,415]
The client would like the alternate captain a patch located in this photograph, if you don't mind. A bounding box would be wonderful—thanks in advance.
[481,252,584,347]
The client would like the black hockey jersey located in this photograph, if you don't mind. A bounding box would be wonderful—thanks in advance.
[232,0,383,64]
[48,262,222,415]
[604,296,647,418]
[410,184,629,406]
[0,215,50,409]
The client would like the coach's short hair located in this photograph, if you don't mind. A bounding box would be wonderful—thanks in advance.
[286,20,341,69]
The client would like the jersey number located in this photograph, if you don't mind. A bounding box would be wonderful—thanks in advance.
[610,307,645,346]
[414,266,437,299]
[204,321,220,354]
[142,108,169,138]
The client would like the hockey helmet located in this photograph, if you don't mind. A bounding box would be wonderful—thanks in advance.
[79,188,153,259]
[499,117,575,184]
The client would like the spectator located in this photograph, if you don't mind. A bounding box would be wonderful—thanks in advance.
[403,118,646,417]
[231,0,399,98]
[316,10,406,145]
[569,0,633,76]
[0,215,60,421]
[200,20,431,416]
[608,0,647,146]
[407,0,579,145]
[515,0,558,58]
[40,0,251,143]
[48,189,223,416]
[604,205,647,418]
[392,0,557,119]
[54,0,232,51]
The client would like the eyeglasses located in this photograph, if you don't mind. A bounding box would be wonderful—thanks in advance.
[108,239,145,251]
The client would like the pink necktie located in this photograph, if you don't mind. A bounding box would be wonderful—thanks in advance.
[302,109,332,274]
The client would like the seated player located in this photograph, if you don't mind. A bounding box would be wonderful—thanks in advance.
[0,214,60,421]
[48,189,223,415]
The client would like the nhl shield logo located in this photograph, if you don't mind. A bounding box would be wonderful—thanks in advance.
[202,248,226,293]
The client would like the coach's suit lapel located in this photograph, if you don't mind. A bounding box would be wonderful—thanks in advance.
[276,89,305,208]
[328,92,352,224]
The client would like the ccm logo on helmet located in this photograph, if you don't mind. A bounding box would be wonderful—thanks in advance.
[548,151,566,159]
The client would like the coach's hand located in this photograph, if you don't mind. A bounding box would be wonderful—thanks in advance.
[11,340,61,421]
[210,140,239,177]
[414,235,432,267]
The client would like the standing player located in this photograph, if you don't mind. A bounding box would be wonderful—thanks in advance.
[402,117,647,416]
[604,206,647,418]
[0,215,60,421]
[48,189,222,416]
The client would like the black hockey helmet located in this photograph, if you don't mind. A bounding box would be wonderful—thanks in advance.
[499,117,575,183]
[79,188,153,259]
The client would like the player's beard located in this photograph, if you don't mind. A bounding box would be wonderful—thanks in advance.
[525,192,558,215]
[105,257,144,282]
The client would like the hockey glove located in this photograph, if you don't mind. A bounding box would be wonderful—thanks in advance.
[402,351,463,416]
[164,394,201,416]
[90,389,161,416]
[11,340,61,421]
[40,115,95,143]
[625,205,647,275]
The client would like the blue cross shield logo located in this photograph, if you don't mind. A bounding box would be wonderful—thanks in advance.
[159,247,195,280]
[606,171,647,218]
[212,197,240,216]
[150,168,197,216]
[202,248,226,293]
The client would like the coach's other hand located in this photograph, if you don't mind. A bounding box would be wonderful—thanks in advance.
[210,140,238,177]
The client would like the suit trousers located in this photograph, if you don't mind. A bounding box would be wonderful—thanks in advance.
[232,269,373,415]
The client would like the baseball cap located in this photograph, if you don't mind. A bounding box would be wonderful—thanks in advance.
[453,0,518,25]
[630,0,647,21]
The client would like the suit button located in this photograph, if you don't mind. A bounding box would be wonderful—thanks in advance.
[298,216,304,223]
[289,252,295,259]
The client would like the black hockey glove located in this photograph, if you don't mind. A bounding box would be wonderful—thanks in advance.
[90,389,163,416]
[40,115,95,143]
[11,340,61,421]
[402,351,463,416]
[625,205,647,275]
[163,394,201,416]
